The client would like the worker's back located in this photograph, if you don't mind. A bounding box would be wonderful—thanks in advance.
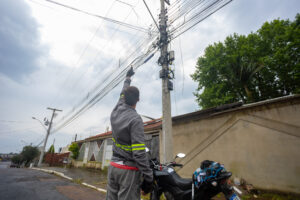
[110,100,143,162]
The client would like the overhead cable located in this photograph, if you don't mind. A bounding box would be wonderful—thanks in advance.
[56,22,159,124]
[53,45,158,133]
[49,0,232,134]
[142,0,160,30]
[43,0,150,33]
[52,47,158,133]
[60,2,140,101]
[59,34,158,122]
[49,1,117,107]
[170,0,233,39]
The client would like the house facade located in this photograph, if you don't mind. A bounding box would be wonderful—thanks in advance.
[74,119,161,169]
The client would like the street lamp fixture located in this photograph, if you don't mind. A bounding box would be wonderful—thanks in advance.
[32,117,48,131]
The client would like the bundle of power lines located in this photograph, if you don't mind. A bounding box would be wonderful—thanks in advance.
[168,0,232,39]
[52,38,159,133]
[34,0,232,145]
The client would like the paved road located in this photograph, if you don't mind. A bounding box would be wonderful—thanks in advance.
[0,167,106,200]
[0,161,10,169]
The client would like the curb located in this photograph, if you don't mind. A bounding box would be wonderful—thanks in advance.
[82,182,107,193]
[31,167,107,193]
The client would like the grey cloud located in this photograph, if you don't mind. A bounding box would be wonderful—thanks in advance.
[219,0,300,35]
[0,127,45,153]
[0,0,44,81]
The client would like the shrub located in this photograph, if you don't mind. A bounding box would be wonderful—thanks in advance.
[69,143,79,159]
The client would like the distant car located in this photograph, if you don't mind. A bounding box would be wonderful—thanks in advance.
[10,163,20,168]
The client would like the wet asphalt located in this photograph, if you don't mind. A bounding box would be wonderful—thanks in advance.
[0,162,106,200]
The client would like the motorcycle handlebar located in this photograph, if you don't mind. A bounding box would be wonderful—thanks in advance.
[169,163,183,168]
[150,159,184,169]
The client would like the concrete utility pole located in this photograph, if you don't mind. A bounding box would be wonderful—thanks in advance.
[38,107,62,167]
[159,0,174,163]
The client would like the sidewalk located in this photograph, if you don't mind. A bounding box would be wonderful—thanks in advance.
[38,166,153,200]
[41,166,108,190]
[37,166,300,200]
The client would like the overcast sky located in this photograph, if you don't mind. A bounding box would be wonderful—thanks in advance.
[0,0,299,153]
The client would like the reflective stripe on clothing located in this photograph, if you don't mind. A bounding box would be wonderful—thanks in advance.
[112,137,146,152]
[110,161,139,171]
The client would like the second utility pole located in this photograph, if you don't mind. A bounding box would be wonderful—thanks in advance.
[38,107,62,167]
[159,0,173,163]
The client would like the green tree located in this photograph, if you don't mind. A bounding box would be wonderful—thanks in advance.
[11,154,23,165]
[191,14,300,109]
[47,145,55,154]
[20,146,39,166]
[69,143,79,159]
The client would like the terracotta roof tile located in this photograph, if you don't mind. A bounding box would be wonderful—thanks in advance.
[83,118,162,141]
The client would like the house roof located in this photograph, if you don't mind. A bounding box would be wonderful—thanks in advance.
[172,94,300,124]
[86,131,112,141]
[77,118,162,143]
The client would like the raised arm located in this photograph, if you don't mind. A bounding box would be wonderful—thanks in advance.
[117,67,135,104]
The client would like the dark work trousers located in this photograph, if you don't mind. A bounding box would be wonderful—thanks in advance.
[106,165,142,200]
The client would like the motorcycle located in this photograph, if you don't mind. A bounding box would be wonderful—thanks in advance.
[149,153,241,200]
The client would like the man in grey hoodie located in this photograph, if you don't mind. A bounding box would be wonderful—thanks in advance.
[106,67,153,200]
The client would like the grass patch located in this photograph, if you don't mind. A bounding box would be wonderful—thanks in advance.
[141,193,150,200]
[92,180,107,189]
[73,178,83,184]
[241,195,252,200]
[260,193,300,200]
[101,166,108,175]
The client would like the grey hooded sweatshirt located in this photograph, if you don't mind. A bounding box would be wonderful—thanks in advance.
[110,77,153,182]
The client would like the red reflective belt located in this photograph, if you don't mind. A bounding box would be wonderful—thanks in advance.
[110,161,139,171]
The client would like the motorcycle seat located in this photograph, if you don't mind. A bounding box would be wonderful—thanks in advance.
[170,172,192,190]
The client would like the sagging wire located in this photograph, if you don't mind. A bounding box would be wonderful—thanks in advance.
[52,46,158,133]
[43,0,150,33]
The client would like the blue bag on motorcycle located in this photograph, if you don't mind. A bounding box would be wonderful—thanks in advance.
[193,160,225,188]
